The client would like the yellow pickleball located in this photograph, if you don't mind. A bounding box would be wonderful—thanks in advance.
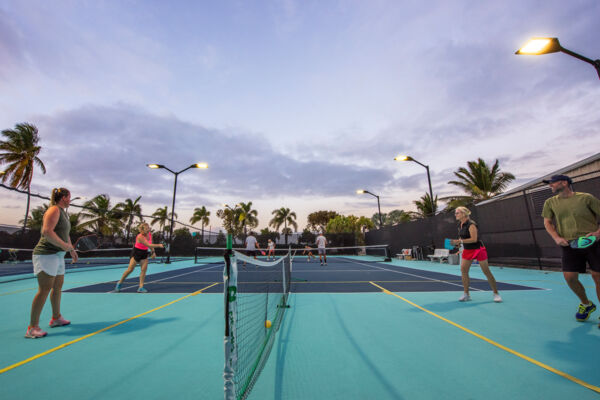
[265,320,272,328]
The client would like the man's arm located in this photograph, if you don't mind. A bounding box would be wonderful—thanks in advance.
[585,194,600,239]
[543,217,569,246]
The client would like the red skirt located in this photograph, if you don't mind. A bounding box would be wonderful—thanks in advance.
[462,247,488,261]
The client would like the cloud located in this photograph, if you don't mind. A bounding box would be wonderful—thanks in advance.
[34,104,394,208]
[0,9,26,79]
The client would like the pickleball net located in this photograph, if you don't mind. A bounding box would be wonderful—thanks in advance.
[196,244,391,264]
[223,249,291,400]
[0,246,189,283]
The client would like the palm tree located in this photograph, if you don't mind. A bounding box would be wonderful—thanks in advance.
[413,193,438,218]
[269,207,298,245]
[78,194,123,237]
[238,201,259,237]
[190,206,210,244]
[115,196,143,245]
[152,206,177,241]
[443,158,515,207]
[216,206,243,242]
[19,204,49,231]
[68,211,85,235]
[0,123,47,230]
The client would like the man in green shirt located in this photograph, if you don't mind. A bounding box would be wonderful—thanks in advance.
[542,175,600,327]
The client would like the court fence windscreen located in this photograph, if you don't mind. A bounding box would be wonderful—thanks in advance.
[366,173,600,269]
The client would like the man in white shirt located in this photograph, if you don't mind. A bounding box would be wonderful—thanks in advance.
[244,232,261,265]
[316,233,327,266]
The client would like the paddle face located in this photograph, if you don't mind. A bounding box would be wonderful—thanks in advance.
[75,235,99,252]
[261,251,266,256]
[570,236,597,249]
[444,238,455,250]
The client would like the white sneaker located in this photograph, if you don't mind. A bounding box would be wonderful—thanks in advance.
[459,293,471,302]
[493,293,502,303]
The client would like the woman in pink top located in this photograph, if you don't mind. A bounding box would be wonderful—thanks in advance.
[114,222,163,293]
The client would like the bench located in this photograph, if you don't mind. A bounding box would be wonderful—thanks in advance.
[396,248,412,260]
[427,248,450,263]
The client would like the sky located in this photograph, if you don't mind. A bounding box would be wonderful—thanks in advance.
[1,0,599,233]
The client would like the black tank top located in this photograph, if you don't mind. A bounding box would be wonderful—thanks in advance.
[458,219,483,250]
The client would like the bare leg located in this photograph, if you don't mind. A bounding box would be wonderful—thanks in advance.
[118,258,137,284]
[49,274,65,319]
[563,271,590,304]
[478,260,499,294]
[589,270,600,304]
[461,259,473,294]
[139,259,149,288]
[30,272,55,327]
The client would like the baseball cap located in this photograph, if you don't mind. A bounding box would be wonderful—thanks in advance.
[542,174,572,184]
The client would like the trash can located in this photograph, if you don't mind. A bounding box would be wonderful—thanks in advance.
[448,254,459,265]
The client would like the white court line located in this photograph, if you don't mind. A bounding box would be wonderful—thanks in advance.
[106,264,223,293]
[338,258,480,291]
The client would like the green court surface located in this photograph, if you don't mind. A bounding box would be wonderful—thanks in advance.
[1,259,599,399]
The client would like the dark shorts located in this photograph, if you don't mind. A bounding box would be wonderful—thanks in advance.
[561,242,600,273]
[131,247,149,262]
[246,250,256,257]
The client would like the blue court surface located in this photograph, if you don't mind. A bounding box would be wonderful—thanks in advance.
[1,255,599,399]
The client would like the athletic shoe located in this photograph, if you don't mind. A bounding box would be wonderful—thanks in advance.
[25,326,47,339]
[575,303,596,321]
[115,282,121,292]
[324,262,327,266]
[493,293,502,303]
[459,293,471,302]
[49,315,71,328]
[320,262,323,266]
[137,287,148,293]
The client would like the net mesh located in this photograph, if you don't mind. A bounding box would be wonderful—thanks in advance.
[224,250,291,400]
[0,247,190,283]
[197,244,390,264]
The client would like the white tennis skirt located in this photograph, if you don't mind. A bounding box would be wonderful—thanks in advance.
[32,252,66,277]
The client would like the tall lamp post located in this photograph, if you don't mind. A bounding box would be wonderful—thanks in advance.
[394,155,434,215]
[147,163,208,263]
[516,37,600,80]
[356,190,383,228]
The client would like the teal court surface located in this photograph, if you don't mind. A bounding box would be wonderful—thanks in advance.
[1,254,599,399]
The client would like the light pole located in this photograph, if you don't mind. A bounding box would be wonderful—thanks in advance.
[356,190,383,228]
[516,37,600,80]
[394,155,434,215]
[147,163,208,263]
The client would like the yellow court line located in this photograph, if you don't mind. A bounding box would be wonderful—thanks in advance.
[0,287,37,296]
[369,281,600,394]
[0,282,219,375]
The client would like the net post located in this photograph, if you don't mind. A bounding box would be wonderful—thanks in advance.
[223,234,236,400]
[226,233,233,251]
[384,245,392,262]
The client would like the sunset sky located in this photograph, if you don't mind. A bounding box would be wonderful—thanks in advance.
[1,0,599,232]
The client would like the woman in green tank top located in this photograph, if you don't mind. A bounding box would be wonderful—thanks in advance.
[26,188,78,339]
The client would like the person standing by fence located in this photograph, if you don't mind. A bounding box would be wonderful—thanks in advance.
[542,175,600,326]
[451,206,502,303]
